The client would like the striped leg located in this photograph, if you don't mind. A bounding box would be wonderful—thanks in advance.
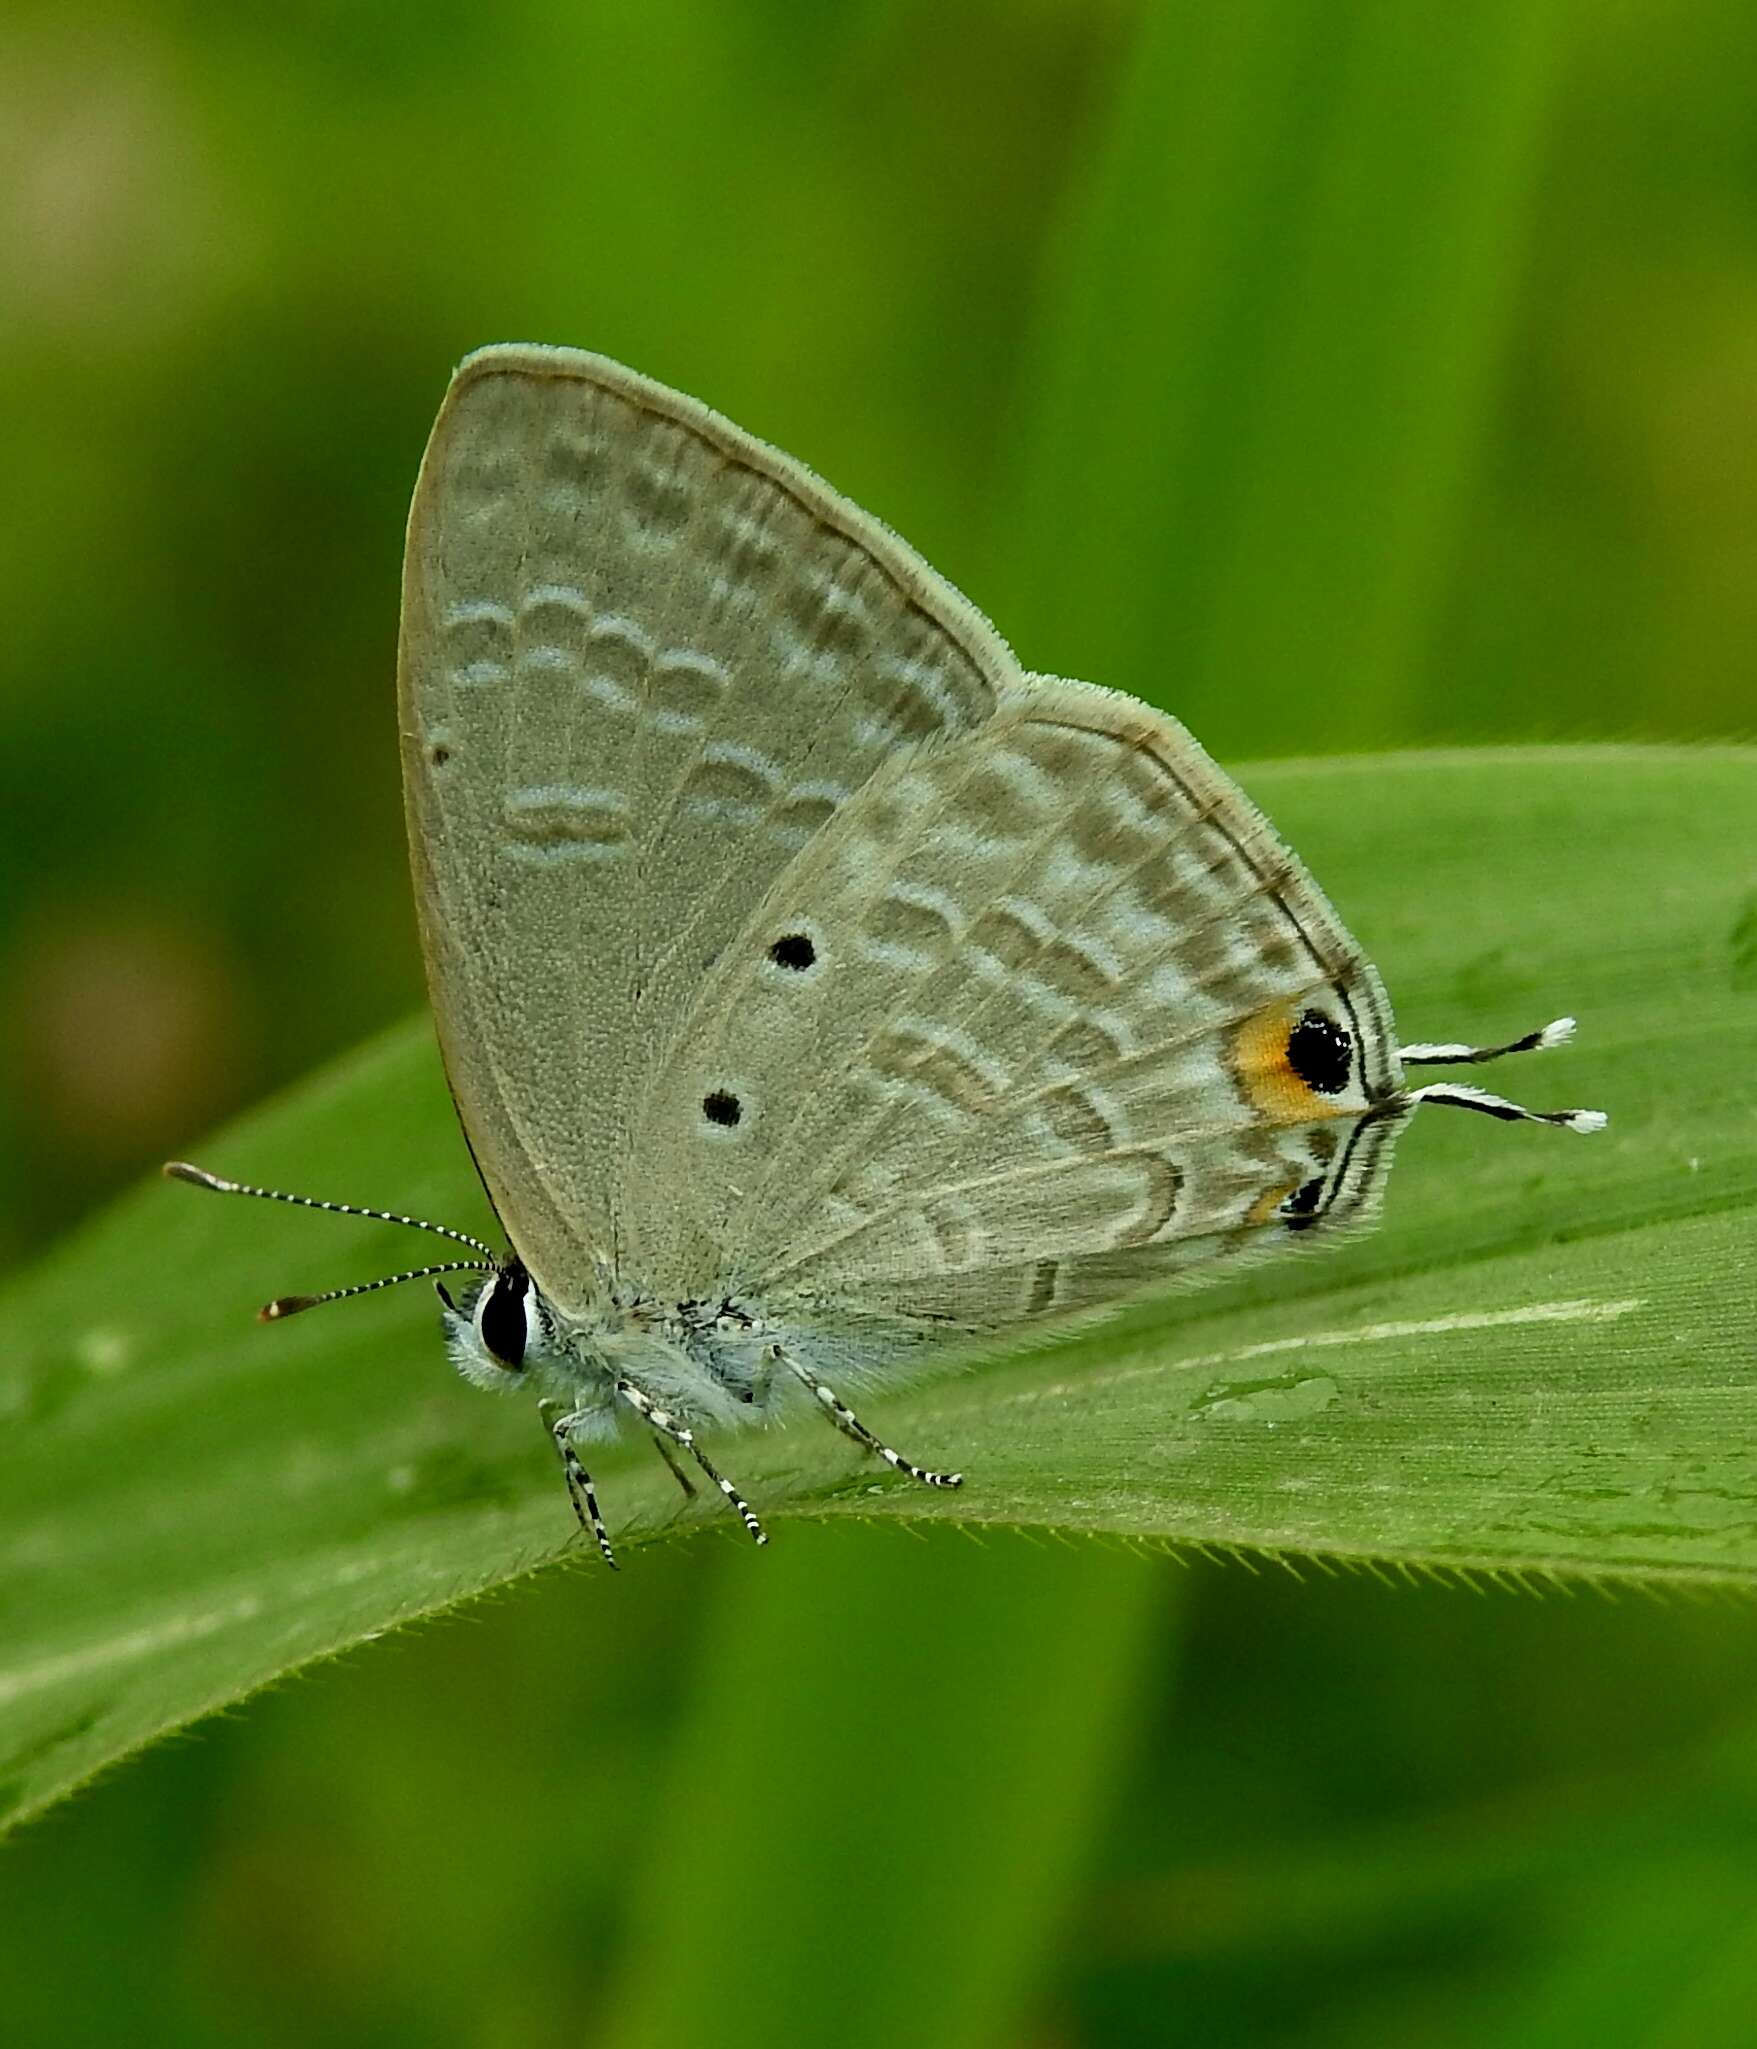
[775,1348,962,1489]
[540,1402,618,1570]
[615,1380,768,1548]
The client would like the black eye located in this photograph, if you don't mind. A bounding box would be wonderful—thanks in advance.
[1281,1177,1326,1230]
[479,1261,530,1368]
[768,932,816,971]
[1286,1009,1353,1095]
[702,1089,742,1127]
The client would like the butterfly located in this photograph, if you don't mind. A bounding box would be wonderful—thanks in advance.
[168,345,1603,1566]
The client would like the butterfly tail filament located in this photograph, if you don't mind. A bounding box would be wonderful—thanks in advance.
[1395,1016,1604,1133]
[1397,1015,1578,1066]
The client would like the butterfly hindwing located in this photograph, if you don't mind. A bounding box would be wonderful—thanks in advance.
[625,676,1405,1335]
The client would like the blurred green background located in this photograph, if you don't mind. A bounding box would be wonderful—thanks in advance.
[3,2,1755,2044]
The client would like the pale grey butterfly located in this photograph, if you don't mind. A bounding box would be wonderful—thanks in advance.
[168,344,1604,1567]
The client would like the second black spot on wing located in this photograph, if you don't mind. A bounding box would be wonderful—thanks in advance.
[768,931,817,972]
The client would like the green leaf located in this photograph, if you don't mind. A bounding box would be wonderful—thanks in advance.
[0,744,1747,1833]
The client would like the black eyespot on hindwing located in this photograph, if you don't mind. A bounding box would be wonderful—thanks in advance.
[1280,1177,1327,1230]
[768,932,816,971]
[1286,1009,1353,1095]
[702,1089,743,1128]
[480,1260,530,1368]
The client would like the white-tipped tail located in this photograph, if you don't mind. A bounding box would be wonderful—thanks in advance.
[1401,1015,1583,1067]
[1409,1082,1606,1131]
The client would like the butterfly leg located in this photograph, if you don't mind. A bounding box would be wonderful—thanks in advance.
[614,1380,768,1548]
[538,1401,618,1570]
[772,1348,963,1489]
[648,1429,697,1500]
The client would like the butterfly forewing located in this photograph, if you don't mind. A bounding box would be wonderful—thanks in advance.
[400,346,1016,1303]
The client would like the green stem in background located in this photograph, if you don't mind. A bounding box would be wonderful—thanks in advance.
[600,1525,1163,2049]
[1000,0,1561,760]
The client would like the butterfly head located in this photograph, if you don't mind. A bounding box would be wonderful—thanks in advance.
[438,1257,565,1392]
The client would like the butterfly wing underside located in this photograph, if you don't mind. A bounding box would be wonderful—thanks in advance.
[624,678,1407,1350]
[399,346,1017,1301]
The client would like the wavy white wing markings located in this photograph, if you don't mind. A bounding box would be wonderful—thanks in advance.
[624,674,1401,1326]
[763,1107,1409,1367]
[716,699,1233,1248]
[722,705,1326,1263]
[766,690,1401,1312]
[617,702,1130,1288]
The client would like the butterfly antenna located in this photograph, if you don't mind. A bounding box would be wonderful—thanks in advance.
[164,1161,497,1258]
[259,1260,491,1322]
[165,1160,499,1318]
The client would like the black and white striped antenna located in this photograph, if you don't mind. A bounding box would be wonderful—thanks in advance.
[163,1160,495,1320]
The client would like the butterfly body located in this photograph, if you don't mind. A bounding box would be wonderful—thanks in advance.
[442,1276,779,1436]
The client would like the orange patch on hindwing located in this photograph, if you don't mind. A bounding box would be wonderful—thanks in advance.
[1230,1000,1352,1123]
[1245,1177,1302,1226]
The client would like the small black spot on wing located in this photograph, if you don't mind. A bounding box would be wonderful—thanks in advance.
[703,1089,743,1128]
[769,932,816,971]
